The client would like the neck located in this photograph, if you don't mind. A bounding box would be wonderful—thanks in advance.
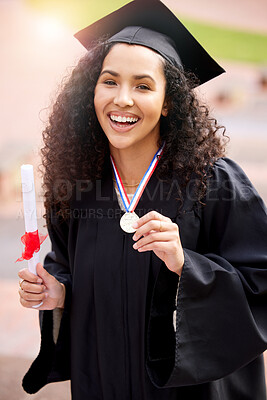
[110,140,159,191]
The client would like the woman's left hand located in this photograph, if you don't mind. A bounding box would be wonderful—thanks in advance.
[132,211,184,276]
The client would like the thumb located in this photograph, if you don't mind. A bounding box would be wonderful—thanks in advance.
[36,263,55,287]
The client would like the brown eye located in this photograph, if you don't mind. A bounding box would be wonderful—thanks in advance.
[104,80,117,86]
[137,84,150,90]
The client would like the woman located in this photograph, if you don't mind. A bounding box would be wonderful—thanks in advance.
[18,1,267,399]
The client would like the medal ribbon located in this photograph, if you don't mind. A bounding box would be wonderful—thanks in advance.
[110,142,165,213]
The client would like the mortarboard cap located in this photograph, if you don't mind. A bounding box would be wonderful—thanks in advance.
[74,0,225,86]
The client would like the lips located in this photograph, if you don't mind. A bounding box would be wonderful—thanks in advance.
[108,112,140,128]
[108,112,140,132]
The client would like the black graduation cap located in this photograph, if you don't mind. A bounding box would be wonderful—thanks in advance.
[74,0,225,86]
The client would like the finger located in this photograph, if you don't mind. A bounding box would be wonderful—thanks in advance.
[19,288,48,302]
[18,268,42,284]
[133,220,174,241]
[19,279,25,289]
[19,297,44,309]
[132,211,170,230]
[133,220,163,240]
[133,231,171,250]
[36,263,55,287]
[20,280,46,294]
[135,241,172,253]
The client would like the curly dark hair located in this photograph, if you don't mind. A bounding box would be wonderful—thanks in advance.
[41,38,227,223]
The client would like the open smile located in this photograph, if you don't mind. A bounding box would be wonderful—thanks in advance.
[108,113,140,132]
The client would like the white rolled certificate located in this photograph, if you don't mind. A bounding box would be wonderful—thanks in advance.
[21,164,39,275]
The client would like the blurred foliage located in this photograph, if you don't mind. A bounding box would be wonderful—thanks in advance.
[25,0,267,64]
[184,19,267,64]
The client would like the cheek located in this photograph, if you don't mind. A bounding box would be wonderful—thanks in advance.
[142,99,165,121]
[94,88,112,113]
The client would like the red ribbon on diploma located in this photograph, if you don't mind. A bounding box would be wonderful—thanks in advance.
[16,230,48,262]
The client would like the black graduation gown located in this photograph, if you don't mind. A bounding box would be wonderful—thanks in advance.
[22,157,267,399]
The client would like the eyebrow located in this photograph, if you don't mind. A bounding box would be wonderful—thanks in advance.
[100,69,156,84]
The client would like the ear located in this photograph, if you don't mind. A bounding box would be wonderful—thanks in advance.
[161,100,168,117]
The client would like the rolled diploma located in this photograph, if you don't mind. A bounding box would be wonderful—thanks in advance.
[21,164,39,275]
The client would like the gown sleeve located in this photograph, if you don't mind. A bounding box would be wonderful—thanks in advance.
[22,210,72,394]
[146,157,267,387]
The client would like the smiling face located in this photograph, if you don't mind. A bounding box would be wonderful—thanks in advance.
[94,43,168,154]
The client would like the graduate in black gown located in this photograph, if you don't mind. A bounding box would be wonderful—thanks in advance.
[18,1,267,399]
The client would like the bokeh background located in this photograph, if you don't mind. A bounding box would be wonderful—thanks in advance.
[0,0,266,398]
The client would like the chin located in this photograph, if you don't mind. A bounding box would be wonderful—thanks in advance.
[109,141,133,151]
[107,135,134,150]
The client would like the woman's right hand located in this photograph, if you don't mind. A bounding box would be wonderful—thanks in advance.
[18,263,66,310]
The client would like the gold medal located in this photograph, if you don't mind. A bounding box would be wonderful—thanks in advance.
[120,212,139,233]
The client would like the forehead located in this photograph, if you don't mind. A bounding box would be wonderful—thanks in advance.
[102,43,165,76]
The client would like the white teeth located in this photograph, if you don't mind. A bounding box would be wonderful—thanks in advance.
[110,114,138,123]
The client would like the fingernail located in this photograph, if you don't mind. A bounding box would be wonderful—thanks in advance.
[132,234,137,241]
[133,243,138,249]
[132,222,138,228]
[37,278,42,284]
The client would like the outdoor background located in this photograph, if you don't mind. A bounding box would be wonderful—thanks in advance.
[0,0,266,398]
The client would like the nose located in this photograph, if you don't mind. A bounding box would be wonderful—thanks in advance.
[113,86,134,108]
